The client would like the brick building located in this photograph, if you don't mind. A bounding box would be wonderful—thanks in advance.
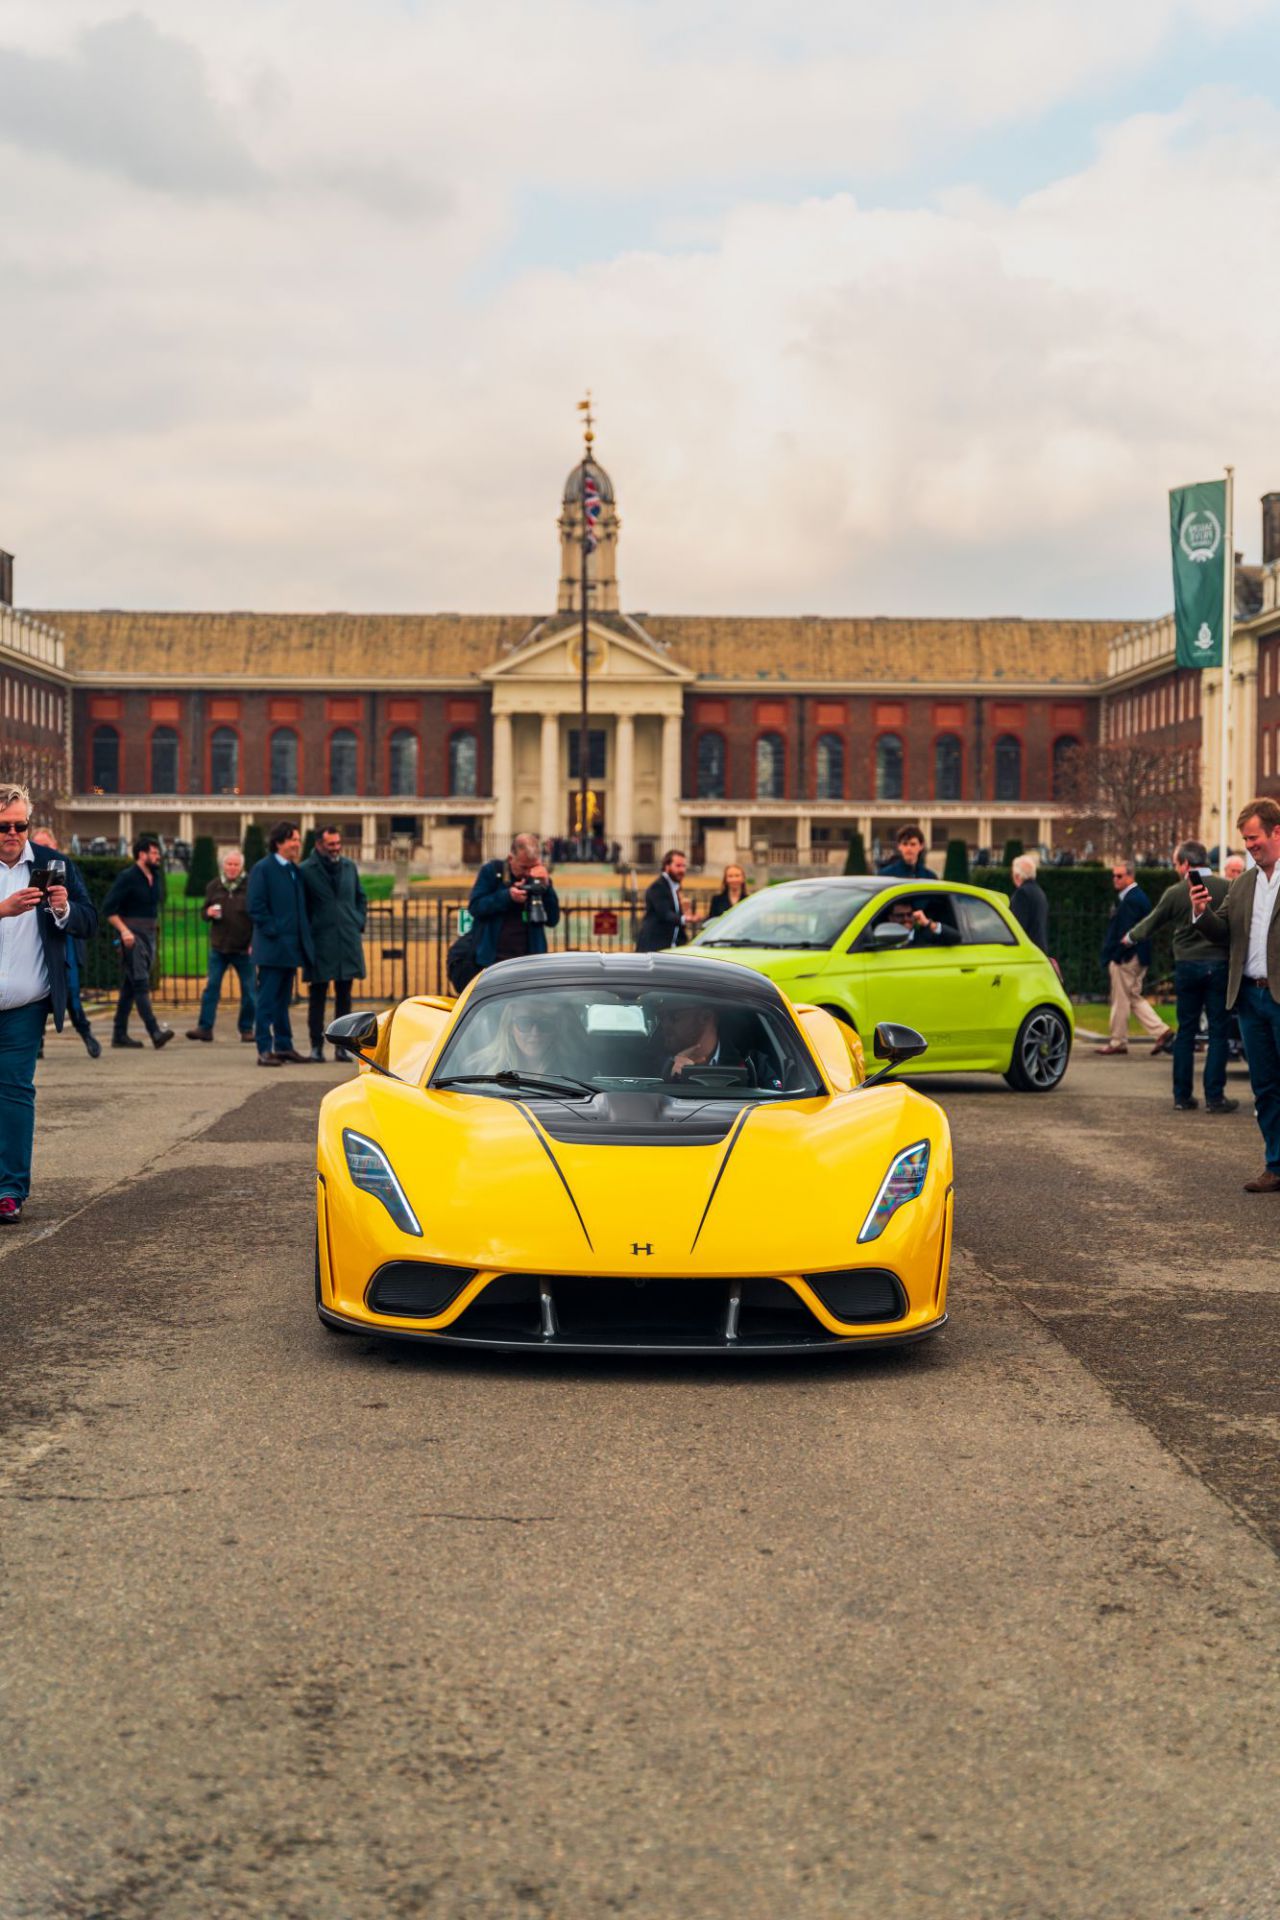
[4,466,1280,868]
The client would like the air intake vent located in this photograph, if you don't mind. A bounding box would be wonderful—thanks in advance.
[366,1262,474,1317]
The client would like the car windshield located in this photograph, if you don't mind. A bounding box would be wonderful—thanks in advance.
[432,986,823,1100]
[695,883,877,951]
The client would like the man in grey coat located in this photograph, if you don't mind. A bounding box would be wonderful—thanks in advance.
[300,825,367,1061]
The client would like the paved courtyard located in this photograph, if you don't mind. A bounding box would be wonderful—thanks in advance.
[1,1032,1277,1919]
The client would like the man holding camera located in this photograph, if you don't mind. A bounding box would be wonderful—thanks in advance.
[468,833,561,971]
[1121,839,1235,1113]
[0,783,96,1224]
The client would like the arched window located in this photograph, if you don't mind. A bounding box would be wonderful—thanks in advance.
[270,727,299,795]
[755,731,784,800]
[210,726,239,794]
[149,726,178,794]
[389,729,419,797]
[875,733,903,801]
[934,734,962,801]
[1051,734,1080,800]
[91,724,119,794]
[696,731,726,798]
[814,733,844,800]
[448,730,477,797]
[328,728,358,794]
[994,733,1022,801]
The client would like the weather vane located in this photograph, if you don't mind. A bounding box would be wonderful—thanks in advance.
[577,390,595,455]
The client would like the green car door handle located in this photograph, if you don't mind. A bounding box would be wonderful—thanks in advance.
[959,964,977,973]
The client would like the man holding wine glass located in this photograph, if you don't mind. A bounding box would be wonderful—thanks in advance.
[0,783,97,1224]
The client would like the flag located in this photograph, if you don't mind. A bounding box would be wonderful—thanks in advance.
[1170,479,1229,668]
[583,471,602,554]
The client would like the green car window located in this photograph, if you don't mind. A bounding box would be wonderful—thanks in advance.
[697,882,880,950]
[956,896,1018,945]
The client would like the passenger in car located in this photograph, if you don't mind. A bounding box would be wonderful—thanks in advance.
[651,1000,784,1088]
[471,999,587,1079]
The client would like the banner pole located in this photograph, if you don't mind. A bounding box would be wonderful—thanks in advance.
[1219,466,1234,869]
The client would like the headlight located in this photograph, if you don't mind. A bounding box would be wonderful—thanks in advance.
[857,1140,929,1242]
[342,1129,422,1237]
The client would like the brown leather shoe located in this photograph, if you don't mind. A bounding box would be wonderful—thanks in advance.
[1095,1042,1129,1055]
[257,1052,283,1067]
[273,1047,306,1063]
[1243,1171,1280,1193]
[1150,1031,1174,1056]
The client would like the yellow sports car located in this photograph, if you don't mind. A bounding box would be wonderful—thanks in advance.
[315,954,953,1354]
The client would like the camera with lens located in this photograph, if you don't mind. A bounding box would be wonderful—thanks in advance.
[523,875,549,926]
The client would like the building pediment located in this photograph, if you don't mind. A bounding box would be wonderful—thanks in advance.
[484,617,692,689]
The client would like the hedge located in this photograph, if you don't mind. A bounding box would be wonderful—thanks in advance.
[973,865,1179,998]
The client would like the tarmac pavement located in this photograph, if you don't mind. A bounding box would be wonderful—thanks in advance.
[0,1029,1277,1919]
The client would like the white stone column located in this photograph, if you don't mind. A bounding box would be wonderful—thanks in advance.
[1037,815,1053,849]
[613,713,635,850]
[118,809,132,850]
[539,712,560,843]
[238,812,253,844]
[660,713,682,850]
[492,712,513,852]
[796,814,812,862]
[178,810,194,842]
[736,814,753,853]
[360,812,377,863]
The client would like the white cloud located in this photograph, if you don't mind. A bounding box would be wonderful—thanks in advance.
[0,4,1277,615]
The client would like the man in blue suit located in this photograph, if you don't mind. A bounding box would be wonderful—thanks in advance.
[0,782,97,1223]
[247,821,315,1066]
[1098,856,1172,1057]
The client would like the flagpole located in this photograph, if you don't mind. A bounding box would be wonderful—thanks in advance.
[1219,465,1234,869]
[577,394,594,859]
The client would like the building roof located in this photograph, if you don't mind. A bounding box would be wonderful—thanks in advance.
[29,607,1127,688]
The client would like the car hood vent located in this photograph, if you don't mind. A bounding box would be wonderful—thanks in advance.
[532,1091,741,1147]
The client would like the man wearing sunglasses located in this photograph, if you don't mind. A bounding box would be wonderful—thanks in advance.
[0,783,97,1224]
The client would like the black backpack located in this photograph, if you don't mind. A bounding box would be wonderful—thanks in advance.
[446,927,481,995]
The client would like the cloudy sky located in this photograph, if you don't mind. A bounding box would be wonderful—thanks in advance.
[3,0,1279,617]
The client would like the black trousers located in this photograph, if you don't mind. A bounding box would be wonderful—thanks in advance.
[113,926,159,1040]
[308,978,353,1047]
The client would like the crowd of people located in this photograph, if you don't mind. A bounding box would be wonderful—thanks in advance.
[5,775,1280,1223]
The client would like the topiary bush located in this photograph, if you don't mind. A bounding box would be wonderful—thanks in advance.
[185,835,218,898]
[242,820,266,870]
[843,829,868,876]
[1002,837,1024,868]
[971,864,1178,997]
[943,838,970,882]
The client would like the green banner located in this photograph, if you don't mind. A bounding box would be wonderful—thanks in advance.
[1170,478,1228,668]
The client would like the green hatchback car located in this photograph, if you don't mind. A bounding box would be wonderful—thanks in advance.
[692,877,1073,1091]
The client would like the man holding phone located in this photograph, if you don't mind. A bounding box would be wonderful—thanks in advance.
[1190,798,1280,1191]
[1123,839,1235,1113]
[0,782,97,1224]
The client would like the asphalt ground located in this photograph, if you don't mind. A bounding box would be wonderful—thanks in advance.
[0,1029,1277,1920]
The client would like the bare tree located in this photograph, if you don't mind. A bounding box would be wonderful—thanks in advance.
[1055,741,1194,862]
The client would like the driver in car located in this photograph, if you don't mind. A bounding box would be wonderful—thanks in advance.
[887,899,961,947]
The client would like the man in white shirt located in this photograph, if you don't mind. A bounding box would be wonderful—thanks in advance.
[1190,797,1280,1192]
[0,782,97,1223]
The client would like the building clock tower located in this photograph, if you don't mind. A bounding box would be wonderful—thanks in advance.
[557,457,620,613]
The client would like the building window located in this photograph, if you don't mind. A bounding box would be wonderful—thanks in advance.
[696,731,726,799]
[448,730,477,797]
[814,732,844,800]
[210,726,239,794]
[329,728,358,794]
[389,729,419,797]
[149,726,178,793]
[934,734,962,801]
[1051,734,1080,800]
[755,731,784,800]
[994,733,1022,801]
[568,728,606,780]
[270,727,299,795]
[875,733,903,801]
[91,724,120,794]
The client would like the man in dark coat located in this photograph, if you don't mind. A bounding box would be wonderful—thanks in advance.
[102,833,173,1050]
[636,849,701,952]
[187,848,256,1044]
[1009,854,1051,953]
[300,825,367,1060]
[878,825,937,880]
[247,821,315,1066]
[1123,838,1233,1112]
[1098,857,1170,1056]
[0,783,97,1223]
[468,833,561,971]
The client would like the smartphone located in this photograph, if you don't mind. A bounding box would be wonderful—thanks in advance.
[1189,866,1212,887]
[28,867,50,894]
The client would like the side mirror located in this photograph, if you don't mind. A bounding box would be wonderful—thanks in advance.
[327,1010,379,1055]
[873,1022,928,1066]
[867,921,913,950]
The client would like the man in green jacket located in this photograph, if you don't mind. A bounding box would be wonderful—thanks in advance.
[299,826,367,1061]
[1122,838,1236,1113]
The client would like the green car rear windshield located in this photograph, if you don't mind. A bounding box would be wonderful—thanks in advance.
[696,883,880,951]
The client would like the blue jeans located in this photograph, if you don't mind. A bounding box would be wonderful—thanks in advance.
[198,950,256,1033]
[255,965,296,1054]
[0,998,50,1202]
[1237,981,1280,1175]
[1173,961,1229,1103]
